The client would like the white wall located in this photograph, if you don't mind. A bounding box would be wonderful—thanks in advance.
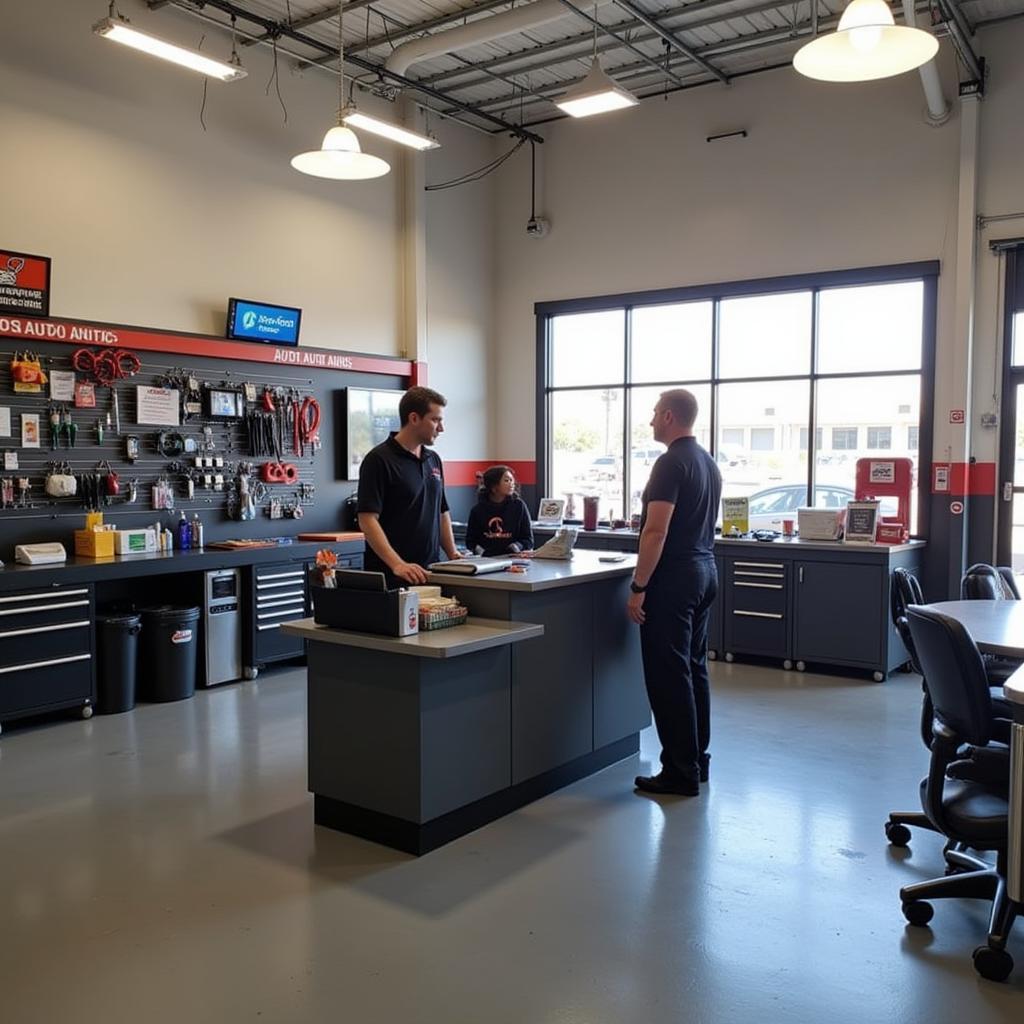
[490,33,1024,462]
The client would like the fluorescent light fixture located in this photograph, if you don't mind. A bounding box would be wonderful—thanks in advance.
[341,108,439,151]
[93,16,247,82]
[291,126,390,180]
[793,0,939,82]
[555,59,638,118]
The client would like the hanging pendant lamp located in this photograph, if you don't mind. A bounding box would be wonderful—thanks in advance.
[793,0,939,82]
[291,2,389,180]
[555,8,637,118]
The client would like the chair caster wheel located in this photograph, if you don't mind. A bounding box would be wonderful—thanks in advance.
[796,661,806,672]
[873,671,885,682]
[724,653,734,663]
[244,666,259,680]
[783,659,793,670]
[902,900,934,927]
[707,650,717,661]
[885,821,912,847]
[81,704,93,720]
[973,945,1013,982]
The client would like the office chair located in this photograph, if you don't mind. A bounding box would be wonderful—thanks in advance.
[900,607,1019,982]
[961,563,1023,688]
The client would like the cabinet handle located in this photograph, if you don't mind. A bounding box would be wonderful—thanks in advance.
[734,570,784,579]
[734,582,783,590]
[799,567,804,584]
[256,570,305,582]
[0,620,90,640]
[256,623,282,632]
[734,561,784,569]
[0,589,90,605]
[257,607,307,621]
[256,590,305,605]
[0,652,91,675]
[0,600,90,618]
[733,610,784,620]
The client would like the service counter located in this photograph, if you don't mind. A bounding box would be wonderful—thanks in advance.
[284,552,648,854]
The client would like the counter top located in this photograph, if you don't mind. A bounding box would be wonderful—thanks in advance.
[427,549,637,592]
[282,616,544,658]
[0,538,364,591]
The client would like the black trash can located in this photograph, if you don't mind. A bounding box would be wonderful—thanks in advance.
[96,613,142,714]
[138,606,200,703]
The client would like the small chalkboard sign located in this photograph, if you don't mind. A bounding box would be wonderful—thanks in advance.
[844,501,880,544]
[537,498,566,527]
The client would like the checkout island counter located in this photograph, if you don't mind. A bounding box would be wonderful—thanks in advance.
[283,552,647,855]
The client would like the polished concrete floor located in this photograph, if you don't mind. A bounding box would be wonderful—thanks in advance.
[1,661,1022,1022]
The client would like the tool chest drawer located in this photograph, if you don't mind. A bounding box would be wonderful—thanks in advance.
[0,584,95,723]
[724,558,791,660]
[247,563,308,666]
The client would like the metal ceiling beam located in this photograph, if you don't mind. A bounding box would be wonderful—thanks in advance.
[417,0,819,90]
[553,0,689,88]
[161,0,544,140]
[610,0,728,82]
[234,0,379,47]
[935,0,983,82]
[347,0,517,57]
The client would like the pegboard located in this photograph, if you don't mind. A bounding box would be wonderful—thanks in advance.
[0,339,405,552]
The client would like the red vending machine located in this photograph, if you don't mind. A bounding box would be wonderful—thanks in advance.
[855,458,913,543]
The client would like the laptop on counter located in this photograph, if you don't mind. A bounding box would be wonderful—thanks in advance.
[429,557,514,575]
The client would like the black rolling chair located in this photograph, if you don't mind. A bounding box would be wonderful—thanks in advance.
[961,563,1023,689]
[900,607,1019,982]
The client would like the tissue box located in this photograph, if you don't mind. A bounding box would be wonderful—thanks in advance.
[113,529,158,554]
[74,529,116,558]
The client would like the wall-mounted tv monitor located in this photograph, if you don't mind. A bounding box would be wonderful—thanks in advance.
[226,297,302,346]
[345,387,404,480]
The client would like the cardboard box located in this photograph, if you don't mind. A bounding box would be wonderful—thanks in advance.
[75,529,116,558]
[113,528,158,555]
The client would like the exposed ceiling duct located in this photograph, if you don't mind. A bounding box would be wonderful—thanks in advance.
[901,0,950,124]
[384,0,613,77]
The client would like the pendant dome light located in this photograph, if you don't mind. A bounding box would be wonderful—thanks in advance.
[555,7,637,118]
[291,2,389,180]
[793,0,939,82]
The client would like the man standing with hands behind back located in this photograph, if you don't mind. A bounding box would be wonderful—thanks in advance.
[627,389,722,797]
[357,386,461,586]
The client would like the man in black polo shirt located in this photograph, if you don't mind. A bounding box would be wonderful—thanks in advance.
[357,386,461,586]
[627,389,722,796]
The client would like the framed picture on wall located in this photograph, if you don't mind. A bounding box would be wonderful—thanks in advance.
[344,388,404,481]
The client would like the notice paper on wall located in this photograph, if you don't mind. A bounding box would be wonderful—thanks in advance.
[136,386,180,426]
[49,370,76,402]
[21,413,40,449]
[0,407,10,437]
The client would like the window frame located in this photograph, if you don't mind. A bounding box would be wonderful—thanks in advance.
[536,261,937,538]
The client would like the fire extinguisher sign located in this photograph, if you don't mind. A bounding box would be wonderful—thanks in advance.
[0,249,51,318]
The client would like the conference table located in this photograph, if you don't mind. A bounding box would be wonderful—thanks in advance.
[925,600,1024,905]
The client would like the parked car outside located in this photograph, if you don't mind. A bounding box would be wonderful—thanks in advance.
[745,484,854,531]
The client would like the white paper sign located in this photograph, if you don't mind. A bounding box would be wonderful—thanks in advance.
[0,407,10,437]
[136,386,181,426]
[50,370,76,402]
[868,461,895,484]
[21,413,40,449]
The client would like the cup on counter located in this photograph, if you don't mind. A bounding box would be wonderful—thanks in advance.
[782,519,794,538]
[583,495,599,531]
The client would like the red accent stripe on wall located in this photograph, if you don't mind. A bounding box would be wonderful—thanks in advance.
[948,462,996,496]
[0,315,413,378]
[444,460,537,487]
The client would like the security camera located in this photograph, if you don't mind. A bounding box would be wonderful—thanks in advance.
[526,216,550,239]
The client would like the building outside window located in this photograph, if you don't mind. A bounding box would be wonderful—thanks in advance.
[540,267,934,533]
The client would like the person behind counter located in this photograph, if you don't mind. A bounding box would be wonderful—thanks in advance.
[357,386,461,586]
[465,465,534,557]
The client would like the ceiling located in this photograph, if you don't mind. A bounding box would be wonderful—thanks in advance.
[152,0,1024,136]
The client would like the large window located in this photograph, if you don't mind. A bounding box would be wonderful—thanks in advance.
[539,264,935,534]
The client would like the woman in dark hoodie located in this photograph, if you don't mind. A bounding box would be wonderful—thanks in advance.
[465,465,534,556]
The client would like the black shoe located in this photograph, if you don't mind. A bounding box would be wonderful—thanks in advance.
[634,772,699,796]
[699,755,710,783]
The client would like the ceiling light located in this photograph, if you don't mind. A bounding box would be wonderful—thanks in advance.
[793,0,939,82]
[291,2,390,181]
[341,107,439,151]
[556,59,639,117]
[93,14,247,82]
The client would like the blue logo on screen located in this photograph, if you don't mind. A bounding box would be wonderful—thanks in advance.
[230,300,300,345]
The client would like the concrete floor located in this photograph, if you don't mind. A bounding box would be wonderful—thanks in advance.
[1,662,1021,1022]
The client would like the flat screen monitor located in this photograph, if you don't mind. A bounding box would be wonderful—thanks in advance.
[226,297,301,346]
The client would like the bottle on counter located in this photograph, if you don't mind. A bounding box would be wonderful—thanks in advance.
[177,511,191,551]
[192,513,204,549]
[163,526,174,552]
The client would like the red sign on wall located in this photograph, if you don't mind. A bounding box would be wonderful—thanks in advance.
[0,249,50,318]
[949,409,965,424]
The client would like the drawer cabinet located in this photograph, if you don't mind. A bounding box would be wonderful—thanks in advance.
[723,557,792,666]
[0,584,95,728]
[247,563,308,671]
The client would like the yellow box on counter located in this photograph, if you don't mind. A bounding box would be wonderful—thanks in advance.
[74,529,116,558]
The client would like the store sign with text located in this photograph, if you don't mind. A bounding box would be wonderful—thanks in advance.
[0,249,50,318]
